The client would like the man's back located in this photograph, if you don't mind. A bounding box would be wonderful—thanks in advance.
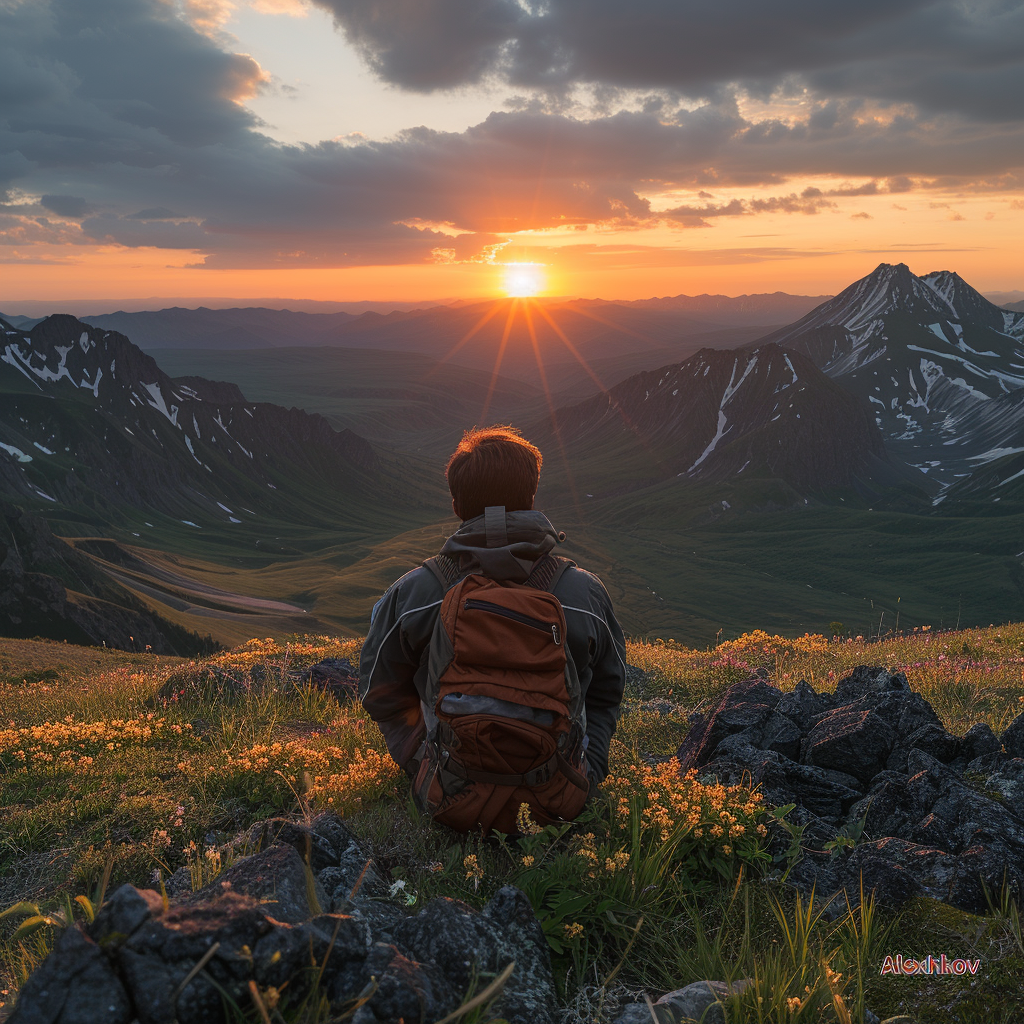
[359,509,626,817]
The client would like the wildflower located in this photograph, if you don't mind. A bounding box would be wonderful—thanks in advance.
[563,922,584,940]
[516,802,543,835]
[521,855,535,868]
[463,854,484,890]
[787,996,802,1012]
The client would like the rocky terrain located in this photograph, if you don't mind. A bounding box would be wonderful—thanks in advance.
[8,812,558,1024]
[679,665,1024,915]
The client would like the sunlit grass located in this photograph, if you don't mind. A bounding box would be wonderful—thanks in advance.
[2,624,1024,1021]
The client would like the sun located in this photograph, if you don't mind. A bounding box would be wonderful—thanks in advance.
[502,263,546,297]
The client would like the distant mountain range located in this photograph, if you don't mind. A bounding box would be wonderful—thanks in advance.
[2,264,1023,646]
[0,293,832,369]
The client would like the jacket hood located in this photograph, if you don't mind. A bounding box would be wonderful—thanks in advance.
[439,507,563,583]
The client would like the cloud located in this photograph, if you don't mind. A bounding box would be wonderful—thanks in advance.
[40,195,95,218]
[313,0,1024,124]
[0,0,1022,271]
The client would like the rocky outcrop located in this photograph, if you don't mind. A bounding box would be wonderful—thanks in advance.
[679,666,1024,914]
[8,813,556,1024]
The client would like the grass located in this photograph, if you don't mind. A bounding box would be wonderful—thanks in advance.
[2,625,1024,1022]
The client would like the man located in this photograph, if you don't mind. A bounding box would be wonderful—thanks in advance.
[359,425,626,832]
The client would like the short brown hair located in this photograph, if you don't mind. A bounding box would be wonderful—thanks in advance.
[445,426,542,521]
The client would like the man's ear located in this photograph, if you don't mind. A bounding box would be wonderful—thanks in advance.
[451,496,461,519]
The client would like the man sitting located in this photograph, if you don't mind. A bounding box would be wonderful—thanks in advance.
[359,426,626,833]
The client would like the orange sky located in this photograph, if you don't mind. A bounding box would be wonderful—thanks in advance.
[1,1,1022,307]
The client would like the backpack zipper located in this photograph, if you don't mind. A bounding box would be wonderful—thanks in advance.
[463,598,562,645]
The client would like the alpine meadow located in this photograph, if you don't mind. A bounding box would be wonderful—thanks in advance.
[2,2,1024,1024]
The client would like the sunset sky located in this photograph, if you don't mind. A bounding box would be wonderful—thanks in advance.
[2,0,1023,305]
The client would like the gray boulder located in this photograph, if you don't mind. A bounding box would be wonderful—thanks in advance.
[188,843,328,924]
[677,678,783,769]
[1002,711,1024,758]
[804,707,895,783]
[655,979,751,1024]
[392,886,557,1024]
[7,926,131,1024]
[961,722,1001,762]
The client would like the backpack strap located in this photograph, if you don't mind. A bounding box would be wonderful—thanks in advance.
[524,553,576,593]
[423,554,462,591]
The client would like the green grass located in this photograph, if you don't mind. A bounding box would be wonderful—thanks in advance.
[3,626,1024,1021]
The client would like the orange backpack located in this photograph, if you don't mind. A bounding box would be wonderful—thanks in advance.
[412,551,591,835]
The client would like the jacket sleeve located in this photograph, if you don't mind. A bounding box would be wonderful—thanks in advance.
[581,579,627,783]
[358,569,441,773]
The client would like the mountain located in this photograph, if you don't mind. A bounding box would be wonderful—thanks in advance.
[80,306,359,350]
[0,500,218,654]
[0,313,383,533]
[53,298,785,379]
[541,342,915,499]
[756,264,1024,496]
[597,291,831,325]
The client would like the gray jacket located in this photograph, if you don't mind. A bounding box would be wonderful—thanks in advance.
[358,509,627,781]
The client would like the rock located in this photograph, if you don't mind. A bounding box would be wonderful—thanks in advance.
[759,758,863,821]
[614,1004,663,1024]
[654,979,751,1024]
[119,891,274,1024]
[905,723,959,763]
[984,759,1024,818]
[352,943,459,1023]
[712,729,763,760]
[1002,712,1024,759]
[776,680,827,734]
[676,678,783,769]
[8,926,132,1024]
[761,711,802,759]
[804,707,895,783]
[961,722,1001,762]
[239,812,354,874]
[89,885,165,949]
[949,844,1024,914]
[966,750,1010,775]
[252,913,370,990]
[850,773,912,840]
[833,665,910,703]
[189,844,328,924]
[880,1017,920,1024]
[391,887,557,1024]
[295,657,359,701]
[330,895,407,943]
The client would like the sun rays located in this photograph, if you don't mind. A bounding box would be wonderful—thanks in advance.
[502,263,546,297]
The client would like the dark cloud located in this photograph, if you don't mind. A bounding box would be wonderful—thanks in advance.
[40,195,94,217]
[315,0,1024,123]
[0,0,1021,271]
[326,0,522,91]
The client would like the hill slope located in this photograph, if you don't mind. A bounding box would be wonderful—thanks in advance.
[540,342,922,500]
[0,314,386,533]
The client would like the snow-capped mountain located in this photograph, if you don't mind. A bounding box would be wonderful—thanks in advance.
[0,314,377,525]
[759,264,1024,495]
[548,342,915,495]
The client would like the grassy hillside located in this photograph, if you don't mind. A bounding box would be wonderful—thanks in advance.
[2,626,1024,1022]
